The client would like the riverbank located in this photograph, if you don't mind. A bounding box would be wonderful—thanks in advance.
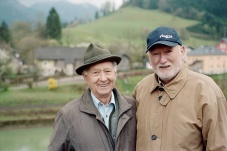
[2,71,226,129]
[0,70,150,129]
[0,104,63,129]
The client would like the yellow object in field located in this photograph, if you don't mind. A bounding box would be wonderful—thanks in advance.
[48,78,58,90]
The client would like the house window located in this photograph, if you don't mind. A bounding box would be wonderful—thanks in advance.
[55,60,64,68]
[43,61,47,65]
[54,60,57,66]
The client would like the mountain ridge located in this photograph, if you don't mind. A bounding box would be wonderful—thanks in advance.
[0,0,98,26]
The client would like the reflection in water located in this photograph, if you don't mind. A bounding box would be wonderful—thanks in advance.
[0,126,52,151]
[18,146,32,151]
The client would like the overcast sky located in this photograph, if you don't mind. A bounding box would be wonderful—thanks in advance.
[18,0,123,9]
[69,0,123,8]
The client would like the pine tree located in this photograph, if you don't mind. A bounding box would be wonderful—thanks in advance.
[0,20,11,43]
[45,7,62,41]
[95,11,99,19]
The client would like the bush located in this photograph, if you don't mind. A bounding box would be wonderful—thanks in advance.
[27,81,33,89]
[48,78,58,90]
[0,82,9,91]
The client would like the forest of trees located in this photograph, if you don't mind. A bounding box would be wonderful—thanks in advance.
[0,7,62,65]
[0,7,62,89]
[123,0,227,38]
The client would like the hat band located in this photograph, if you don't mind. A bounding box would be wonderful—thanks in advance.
[84,54,111,64]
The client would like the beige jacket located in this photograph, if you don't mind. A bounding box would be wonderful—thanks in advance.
[133,65,227,151]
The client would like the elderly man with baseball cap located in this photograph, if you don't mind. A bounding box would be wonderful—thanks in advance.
[133,26,227,151]
[48,43,136,151]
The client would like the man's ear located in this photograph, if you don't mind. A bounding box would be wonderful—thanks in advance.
[180,45,186,62]
[181,45,185,53]
[147,52,153,66]
[82,72,87,81]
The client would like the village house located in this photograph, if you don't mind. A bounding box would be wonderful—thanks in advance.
[0,48,23,74]
[215,38,227,53]
[33,46,131,77]
[33,47,84,77]
[187,46,227,75]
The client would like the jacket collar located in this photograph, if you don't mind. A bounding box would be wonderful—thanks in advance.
[150,64,188,99]
[79,89,100,116]
[79,88,132,117]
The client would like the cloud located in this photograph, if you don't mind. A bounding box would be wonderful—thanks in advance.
[68,0,123,9]
[18,0,123,9]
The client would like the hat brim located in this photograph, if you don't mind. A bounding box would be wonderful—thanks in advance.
[146,41,179,53]
[75,56,121,75]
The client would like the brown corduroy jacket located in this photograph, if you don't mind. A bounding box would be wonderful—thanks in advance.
[48,88,137,151]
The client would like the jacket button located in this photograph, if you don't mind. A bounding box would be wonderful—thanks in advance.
[159,87,164,91]
[151,135,157,140]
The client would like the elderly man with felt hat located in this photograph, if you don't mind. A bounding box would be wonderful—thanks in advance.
[133,26,227,151]
[48,43,137,151]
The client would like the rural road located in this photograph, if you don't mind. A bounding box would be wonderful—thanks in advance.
[9,76,85,90]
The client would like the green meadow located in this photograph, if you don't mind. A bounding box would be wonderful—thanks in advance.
[62,7,217,48]
[0,74,146,127]
[0,75,145,107]
[0,84,82,107]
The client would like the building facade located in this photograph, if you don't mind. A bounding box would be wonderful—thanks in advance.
[215,38,227,53]
[33,47,131,77]
[187,46,227,75]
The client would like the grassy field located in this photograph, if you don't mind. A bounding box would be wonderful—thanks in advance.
[1,73,226,128]
[0,84,83,107]
[62,6,218,49]
[0,75,145,107]
[1,73,226,108]
[209,74,227,97]
[0,75,146,127]
[0,83,87,127]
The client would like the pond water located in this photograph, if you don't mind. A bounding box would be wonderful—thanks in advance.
[0,126,52,151]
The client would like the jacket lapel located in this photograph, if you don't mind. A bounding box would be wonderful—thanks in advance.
[113,89,132,139]
[79,88,133,141]
[79,89,104,123]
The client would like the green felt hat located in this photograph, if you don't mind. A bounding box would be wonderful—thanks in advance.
[75,43,121,75]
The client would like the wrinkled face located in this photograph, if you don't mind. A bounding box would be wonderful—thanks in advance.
[82,61,117,99]
[147,44,185,84]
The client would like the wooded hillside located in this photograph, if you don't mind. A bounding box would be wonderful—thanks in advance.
[123,0,227,39]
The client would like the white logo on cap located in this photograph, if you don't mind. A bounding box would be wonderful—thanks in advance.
[160,34,172,39]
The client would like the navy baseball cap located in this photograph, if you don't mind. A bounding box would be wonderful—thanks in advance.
[146,26,182,53]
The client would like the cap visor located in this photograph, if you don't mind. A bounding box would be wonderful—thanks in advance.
[146,41,178,52]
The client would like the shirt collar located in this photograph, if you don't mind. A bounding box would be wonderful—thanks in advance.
[152,64,188,98]
[91,91,116,108]
[157,76,165,87]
